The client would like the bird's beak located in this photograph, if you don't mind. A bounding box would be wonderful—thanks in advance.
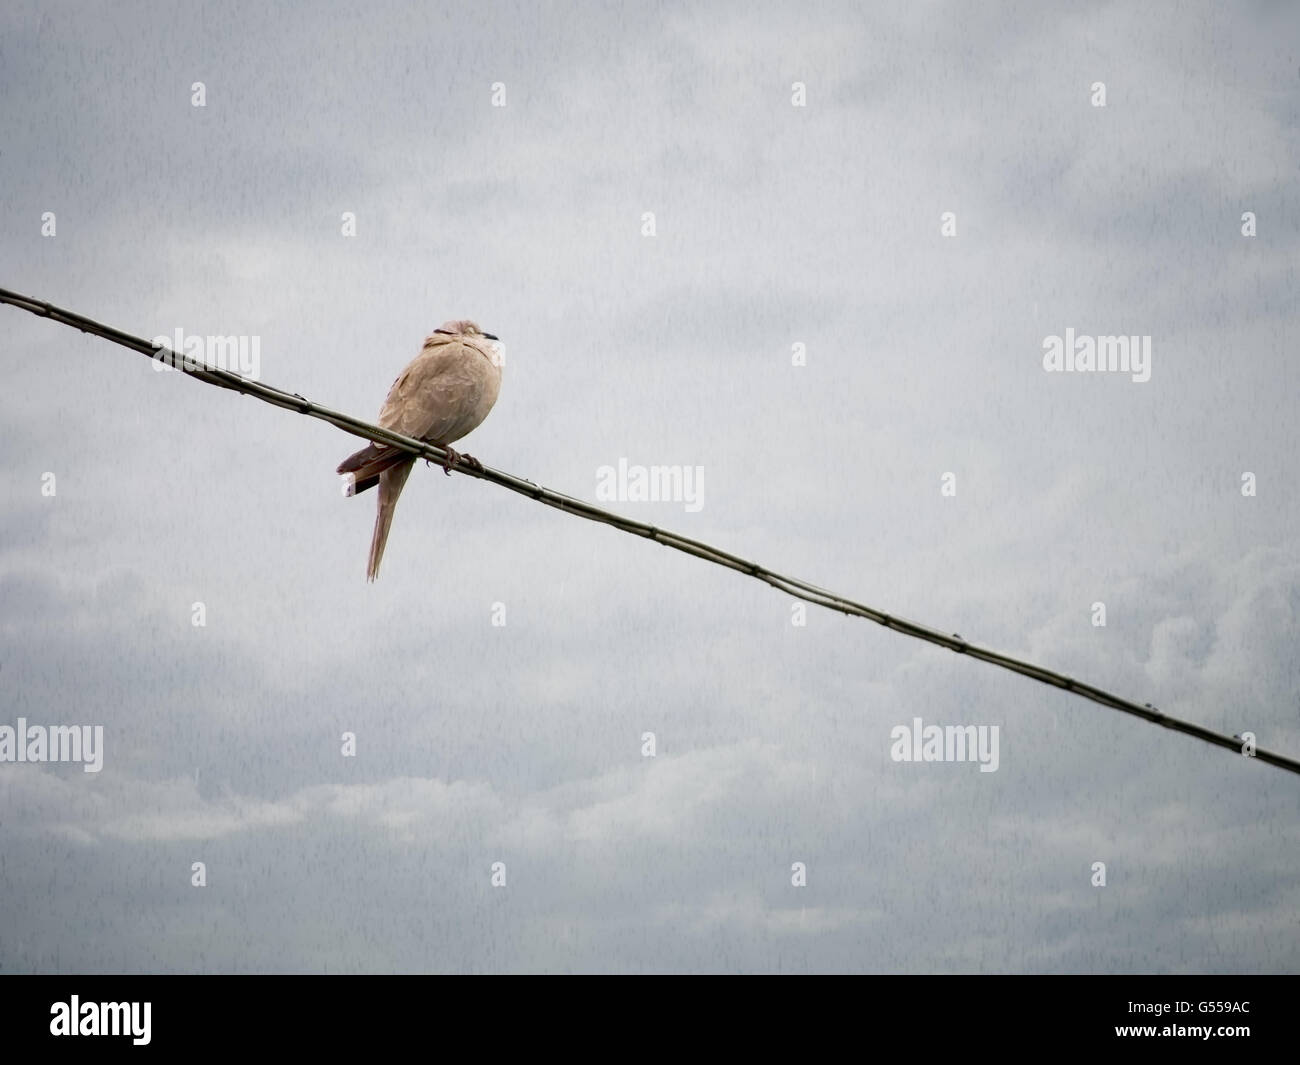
[483,333,499,341]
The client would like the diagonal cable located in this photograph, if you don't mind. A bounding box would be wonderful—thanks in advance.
[3,286,1297,778]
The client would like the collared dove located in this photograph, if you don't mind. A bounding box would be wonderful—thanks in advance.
[337,320,503,580]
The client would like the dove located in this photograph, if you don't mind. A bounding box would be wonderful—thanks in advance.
[337,320,503,580]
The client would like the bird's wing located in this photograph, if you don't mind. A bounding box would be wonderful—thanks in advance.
[377,337,498,445]
[377,340,464,442]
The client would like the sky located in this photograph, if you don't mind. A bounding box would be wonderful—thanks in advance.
[0,0,1297,973]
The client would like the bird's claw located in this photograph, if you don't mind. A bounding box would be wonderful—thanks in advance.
[437,447,483,476]
[423,447,484,475]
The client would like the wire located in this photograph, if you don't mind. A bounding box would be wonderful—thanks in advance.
[3,285,1298,778]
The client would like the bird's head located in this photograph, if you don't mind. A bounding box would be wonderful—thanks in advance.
[435,319,497,340]
[432,319,504,367]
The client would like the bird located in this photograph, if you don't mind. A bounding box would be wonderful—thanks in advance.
[337,320,504,580]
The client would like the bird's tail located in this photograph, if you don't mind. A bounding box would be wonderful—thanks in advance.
[367,459,415,581]
[337,443,411,497]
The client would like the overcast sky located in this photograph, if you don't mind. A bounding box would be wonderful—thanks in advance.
[1,0,1298,973]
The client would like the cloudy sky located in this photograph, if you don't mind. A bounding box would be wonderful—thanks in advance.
[1,0,1297,973]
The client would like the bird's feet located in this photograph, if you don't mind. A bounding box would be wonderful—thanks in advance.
[434,447,483,476]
